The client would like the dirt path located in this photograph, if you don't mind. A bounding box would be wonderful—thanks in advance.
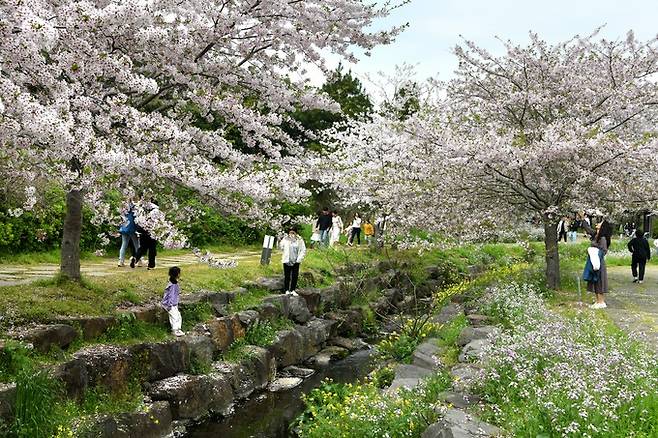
[0,250,261,287]
[605,264,658,353]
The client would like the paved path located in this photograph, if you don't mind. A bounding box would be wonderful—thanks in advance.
[0,250,260,287]
[605,265,658,353]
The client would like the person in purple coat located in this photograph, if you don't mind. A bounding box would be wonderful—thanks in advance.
[162,266,184,336]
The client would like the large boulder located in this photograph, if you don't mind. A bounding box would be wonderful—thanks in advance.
[249,277,284,292]
[458,339,492,364]
[74,345,131,391]
[305,319,337,347]
[148,375,233,419]
[182,334,215,366]
[205,317,235,351]
[456,326,499,347]
[53,358,89,400]
[54,316,117,341]
[325,309,364,337]
[236,310,260,328]
[318,284,348,311]
[422,408,501,437]
[178,291,232,316]
[0,383,16,421]
[129,340,190,382]
[212,347,274,400]
[432,304,464,325]
[79,401,173,438]
[296,288,321,315]
[288,296,312,324]
[306,346,349,367]
[13,324,78,353]
[412,339,444,370]
[118,305,166,324]
[267,329,305,368]
[450,364,483,392]
[263,295,291,318]
[257,302,282,320]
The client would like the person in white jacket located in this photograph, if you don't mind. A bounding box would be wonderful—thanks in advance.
[279,225,307,296]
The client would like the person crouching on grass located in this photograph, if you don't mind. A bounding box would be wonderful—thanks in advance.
[162,266,185,336]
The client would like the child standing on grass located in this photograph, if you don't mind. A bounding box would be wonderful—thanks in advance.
[162,266,184,336]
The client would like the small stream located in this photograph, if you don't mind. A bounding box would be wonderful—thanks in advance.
[187,349,376,438]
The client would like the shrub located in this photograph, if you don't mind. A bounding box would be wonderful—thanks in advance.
[0,341,34,383]
[378,318,439,363]
[297,372,451,438]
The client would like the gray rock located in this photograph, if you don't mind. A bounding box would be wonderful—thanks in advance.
[263,295,291,318]
[251,277,285,292]
[456,326,499,347]
[450,364,483,392]
[387,377,421,393]
[328,336,368,352]
[422,423,472,438]
[305,319,337,347]
[54,316,117,341]
[53,358,89,400]
[395,364,434,380]
[74,345,131,390]
[383,288,403,306]
[0,383,16,420]
[296,287,321,314]
[307,346,349,366]
[281,366,315,378]
[288,296,312,323]
[148,375,233,420]
[412,339,444,370]
[79,401,173,438]
[237,310,260,327]
[438,391,482,409]
[268,329,305,368]
[466,314,492,327]
[318,284,347,311]
[13,324,78,353]
[129,340,190,382]
[443,408,501,436]
[183,334,215,365]
[458,339,492,363]
[213,346,275,400]
[257,302,282,320]
[269,377,303,392]
[325,309,364,337]
[432,304,465,325]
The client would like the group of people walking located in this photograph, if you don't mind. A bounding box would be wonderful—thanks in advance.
[311,208,375,248]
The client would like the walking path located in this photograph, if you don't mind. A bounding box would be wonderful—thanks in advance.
[0,250,261,287]
[606,265,658,353]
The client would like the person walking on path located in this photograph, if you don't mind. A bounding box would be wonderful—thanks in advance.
[348,213,362,246]
[279,225,306,296]
[628,229,651,283]
[557,216,568,243]
[131,199,158,270]
[118,199,139,267]
[162,266,185,336]
[316,208,332,247]
[329,211,344,247]
[363,219,375,245]
[309,222,321,249]
[582,218,612,309]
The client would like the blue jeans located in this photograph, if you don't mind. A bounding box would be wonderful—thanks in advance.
[119,233,139,264]
[319,229,330,246]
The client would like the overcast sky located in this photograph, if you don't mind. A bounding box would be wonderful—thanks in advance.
[305,0,658,90]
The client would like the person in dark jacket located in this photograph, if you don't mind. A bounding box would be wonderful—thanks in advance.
[316,208,333,247]
[627,229,651,283]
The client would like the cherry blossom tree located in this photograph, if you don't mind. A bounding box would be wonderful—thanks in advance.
[0,0,406,280]
[326,32,658,289]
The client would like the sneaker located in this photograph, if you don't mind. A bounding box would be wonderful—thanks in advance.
[590,303,607,309]
[137,260,144,267]
[290,290,299,296]
[173,330,185,337]
[118,261,125,267]
[633,278,639,283]
[638,280,643,284]
[284,290,290,295]
[130,257,135,268]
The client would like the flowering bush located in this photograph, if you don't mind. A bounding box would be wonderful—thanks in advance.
[377,318,439,363]
[474,283,658,437]
[297,372,451,438]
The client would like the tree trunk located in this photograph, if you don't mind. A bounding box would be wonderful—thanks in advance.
[60,189,83,281]
[543,213,560,289]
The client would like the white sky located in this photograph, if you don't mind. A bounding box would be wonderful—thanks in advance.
[305,0,658,91]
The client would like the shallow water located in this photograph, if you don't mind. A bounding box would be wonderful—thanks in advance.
[187,349,376,438]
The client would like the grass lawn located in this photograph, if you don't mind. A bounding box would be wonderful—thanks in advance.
[0,245,380,326]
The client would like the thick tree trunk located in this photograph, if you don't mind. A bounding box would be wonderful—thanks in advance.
[60,189,83,281]
[543,214,560,290]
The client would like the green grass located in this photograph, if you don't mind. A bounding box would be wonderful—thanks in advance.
[98,313,170,345]
[227,288,272,313]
